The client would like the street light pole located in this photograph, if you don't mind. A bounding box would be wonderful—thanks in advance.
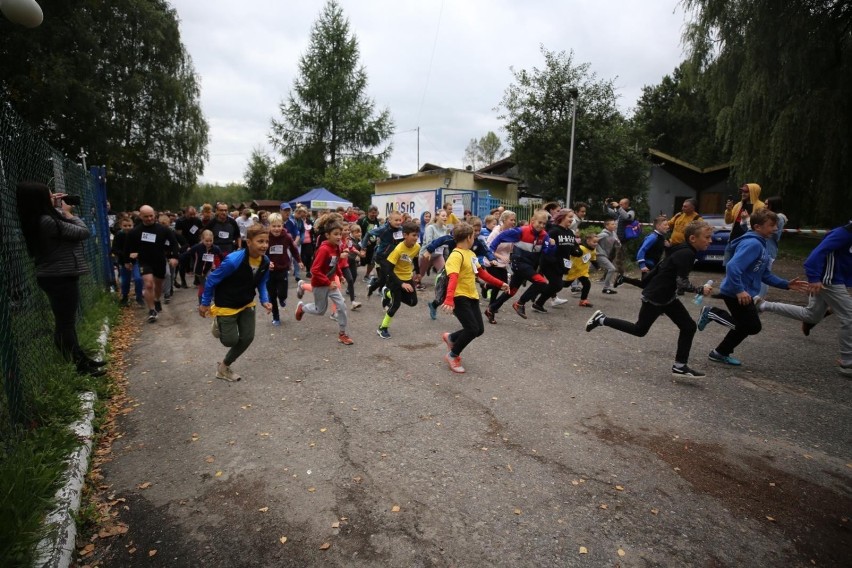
[565,87,579,208]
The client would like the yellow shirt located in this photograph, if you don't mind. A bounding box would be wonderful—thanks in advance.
[565,245,596,281]
[444,248,480,300]
[669,212,701,245]
[387,241,420,282]
[209,255,261,317]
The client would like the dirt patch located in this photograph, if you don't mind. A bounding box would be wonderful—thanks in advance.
[590,420,851,566]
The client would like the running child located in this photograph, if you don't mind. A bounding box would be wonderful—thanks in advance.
[483,210,517,307]
[377,221,420,338]
[112,215,143,307]
[363,211,405,298]
[183,229,224,304]
[199,224,272,382]
[596,218,621,294]
[585,220,715,377]
[526,208,581,312]
[620,215,669,288]
[440,222,510,373]
[266,213,303,326]
[343,223,365,310]
[696,209,808,366]
[295,218,354,345]
[564,232,599,307]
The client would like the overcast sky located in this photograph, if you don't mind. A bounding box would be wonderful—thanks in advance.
[168,0,691,185]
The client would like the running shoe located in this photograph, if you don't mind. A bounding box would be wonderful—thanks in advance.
[362,276,371,283]
[210,318,220,337]
[697,305,711,331]
[838,360,852,376]
[708,350,741,366]
[154,300,163,312]
[272,319,281,327]
[295,301,304,321]
[484,307,496,324]
[570,287,581,296]
[531,303,547,313]
[216,361,240,382]
[442,332,454,352]
[415,283,427,291]
[578,299,594,308]
[802,308,832,336]
[428,301,437,320]
[147,309,158,323]
[377,327,391,339]
[296,280,305,299]
[330,311,338,321]
[338,332,354,345]
[513,302,527,319]
[672,364,706,378]
[601,289,617,295]
[351,301,362,311]
[445,353,465,374]
[585,310,605,332]
[550,297,569,307]
[614,273,625,288]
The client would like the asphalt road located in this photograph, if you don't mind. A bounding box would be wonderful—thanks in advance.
[97,262,851,567]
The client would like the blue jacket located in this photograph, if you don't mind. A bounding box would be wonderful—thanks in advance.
[720,232,788,297]
[201,249,270,308]
[424,233,496,264]
[636,230,666,270]
[803,222,852,287]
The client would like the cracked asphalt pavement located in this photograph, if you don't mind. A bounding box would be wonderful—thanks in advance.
[98,261,851,567]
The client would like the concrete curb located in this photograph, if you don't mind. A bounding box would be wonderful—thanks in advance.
[33,318,109,568]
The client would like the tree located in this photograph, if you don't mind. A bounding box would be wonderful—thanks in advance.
[320,156,388,209]
[186,182,249,209]
[681,0,852,225]
[244,147,274,199]
[631,63,725,167]
[0,0,209,210]
[499,47,647,207]
[463,131,506,169]
[270,0,393,182]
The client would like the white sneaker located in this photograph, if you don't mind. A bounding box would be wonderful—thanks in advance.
[329,311,338,320]
[550,296,569,307]
[351,301,362,310]
[296,280,305,299]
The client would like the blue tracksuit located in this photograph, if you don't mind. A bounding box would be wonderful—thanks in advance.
[720,232,788,298]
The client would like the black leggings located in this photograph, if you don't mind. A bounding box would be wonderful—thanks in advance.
[449,296,484,356]
[711,295,762,355]
[266,270,289,319]
[526,264,564,305]
[604,299,697,364]
[484,265,507,300]
[489,259,538,313]
[387,279,417,317]
[564,276,590,300]
[37,275,85,363]
[342,265,357,302]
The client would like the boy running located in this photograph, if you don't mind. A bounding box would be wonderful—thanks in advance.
[586,220,715,377]
[377,221,421,339]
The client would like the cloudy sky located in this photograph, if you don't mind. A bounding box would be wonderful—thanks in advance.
[168,0,691,185]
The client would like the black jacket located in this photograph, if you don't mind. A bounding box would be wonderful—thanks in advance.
[642,243,701,305]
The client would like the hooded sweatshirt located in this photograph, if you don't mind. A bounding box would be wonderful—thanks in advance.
[720,232,788,298]
[803,222,852,287]
[726,183,765,241]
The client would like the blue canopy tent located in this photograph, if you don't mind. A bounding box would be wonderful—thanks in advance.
[285,187,352,210]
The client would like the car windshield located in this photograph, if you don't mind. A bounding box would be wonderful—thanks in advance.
[703,215,731,230]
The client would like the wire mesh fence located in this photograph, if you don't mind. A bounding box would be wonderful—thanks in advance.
[0,101,111,450]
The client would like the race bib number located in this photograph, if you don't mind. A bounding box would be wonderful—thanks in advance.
[189,225,199,234]
[582,253,592,263]
[202,253,214,263]
[471,257,480,274]
[564,258,572,269]
[269,245,284,255]
[218,231,230,239]
[141,232,156,243]
[393,230,403,240]
[329,255,338,267]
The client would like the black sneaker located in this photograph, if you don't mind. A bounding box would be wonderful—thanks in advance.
[147,309,158,323]
[154,301,163,312]
[512,302,527,319]
[484,308,496,325]
[614,273,625,288]
[672,364,706,378]
[376,327,391,339]
[531,303,547,313]
[585,310,605,332]
[602,289,617,295]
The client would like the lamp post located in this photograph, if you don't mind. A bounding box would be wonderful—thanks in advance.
[565,87,579,208]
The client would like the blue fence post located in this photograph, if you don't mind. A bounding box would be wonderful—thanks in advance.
[90,166,114,289]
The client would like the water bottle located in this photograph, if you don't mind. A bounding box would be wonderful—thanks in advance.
[693,280,714,305]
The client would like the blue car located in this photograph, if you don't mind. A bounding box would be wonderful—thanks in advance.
[695,214,730,266]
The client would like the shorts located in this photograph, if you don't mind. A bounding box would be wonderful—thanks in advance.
[139,263,166,279]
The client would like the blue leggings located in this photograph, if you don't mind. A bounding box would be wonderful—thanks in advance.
[120,264,143,301]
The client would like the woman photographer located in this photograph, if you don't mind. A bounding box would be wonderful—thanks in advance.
[15,182,106,377]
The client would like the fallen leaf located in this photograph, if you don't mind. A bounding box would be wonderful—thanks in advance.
[128,547,136,554]
[615,485,624,491]
[481,447,488,451]
[618,548,626,557]
[513,508,522,515]
[599,504,608,510]
[491,396,498,400]
[507,464,513,473]
[308,487,316,493]
[571,480,579,486]
[331,521,340,529]
[320,428,327,433]
[766,516,776,522]
[258,507,269,513]
[391,505,401,512]
[319,542,331,550]
[137,482,152,490]
[279,536,288,544]
[579,546,588,554]
[215,471,223,477]
[149,549,157,557]
[80,544,95,556]
[650,508,659,515]
[352,475,363,483]
[205,456,215,463]
[769,482,776,487]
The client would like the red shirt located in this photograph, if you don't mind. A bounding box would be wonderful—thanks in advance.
[310,240,343,287]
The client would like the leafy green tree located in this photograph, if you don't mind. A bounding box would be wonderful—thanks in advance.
[463,131,506,169]
[0,0,209,211]
[270,0,393,183]
[631,63,725,167]
[186,182,248,209]
[244,147,274,199]
[681,0,851,225]
[269,145,327,201]
[499,47,647,207]
[320,156,388,209]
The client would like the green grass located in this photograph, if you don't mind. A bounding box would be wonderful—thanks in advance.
[0,292,118,566]
[776,233,822,262]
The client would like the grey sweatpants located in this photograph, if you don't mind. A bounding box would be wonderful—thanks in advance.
[303,286,348,333]
[761,284,852,363]
[597,255,617,289]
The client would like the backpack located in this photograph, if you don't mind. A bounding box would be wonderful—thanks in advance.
[434,250,463,305]
[624,220,642,240]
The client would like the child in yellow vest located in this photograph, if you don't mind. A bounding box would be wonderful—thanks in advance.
[564,233,598,307]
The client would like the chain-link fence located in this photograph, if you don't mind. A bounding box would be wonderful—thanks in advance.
[0,102,111,451]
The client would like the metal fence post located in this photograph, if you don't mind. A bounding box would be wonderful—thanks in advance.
[90,166,114,289]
